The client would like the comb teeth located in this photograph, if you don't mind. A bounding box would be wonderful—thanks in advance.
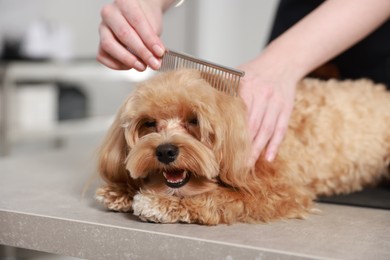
[158,49,245,97]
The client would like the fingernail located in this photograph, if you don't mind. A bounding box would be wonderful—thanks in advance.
[148,57,160,69]
[247,160,253,167]
[135,61,146,71]
[266,152,275,162]
[247,157,255,167]
[153,44,165,57]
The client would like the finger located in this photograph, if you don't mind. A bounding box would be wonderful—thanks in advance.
[99,24,147,71]
[249,104,280,165]
[106,13,160,69]
[247,100,266,141]
[118,0,165,57]
[265,107,292,162]
[103,3,161,69]
[240,84,266,142]
[97,47,134,70]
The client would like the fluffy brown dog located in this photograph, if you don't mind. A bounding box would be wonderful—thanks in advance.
[96,69,390,225]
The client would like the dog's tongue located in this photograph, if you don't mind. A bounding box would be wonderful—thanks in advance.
[163,170,186,183]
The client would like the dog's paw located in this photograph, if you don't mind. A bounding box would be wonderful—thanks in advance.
[95,186,133,212]
[132,193,190,223]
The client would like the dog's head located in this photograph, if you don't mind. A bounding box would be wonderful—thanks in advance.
[99,69,252,197]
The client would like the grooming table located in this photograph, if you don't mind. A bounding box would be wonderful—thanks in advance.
[0,143,389,260]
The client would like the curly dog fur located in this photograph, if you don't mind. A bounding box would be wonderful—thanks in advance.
[96,69,390,225]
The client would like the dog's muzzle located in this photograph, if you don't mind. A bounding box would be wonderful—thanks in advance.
[155,144,192,188]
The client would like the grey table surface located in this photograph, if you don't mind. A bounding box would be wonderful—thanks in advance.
[0,143,389,260]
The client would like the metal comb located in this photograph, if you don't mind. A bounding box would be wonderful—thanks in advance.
[158,49,245,96]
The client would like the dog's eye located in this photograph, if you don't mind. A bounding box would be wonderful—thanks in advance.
[143,120,157,128]
[189,117,198,125]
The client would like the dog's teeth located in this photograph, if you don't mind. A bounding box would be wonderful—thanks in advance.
[163,170,187,183]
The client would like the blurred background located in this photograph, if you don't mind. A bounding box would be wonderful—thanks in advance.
[0,1,278,259]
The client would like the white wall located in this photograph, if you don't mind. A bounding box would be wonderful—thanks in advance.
[193,0,278,67]
[161,0,278,67]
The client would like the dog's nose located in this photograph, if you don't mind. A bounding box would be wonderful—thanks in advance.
[155,144,179,164]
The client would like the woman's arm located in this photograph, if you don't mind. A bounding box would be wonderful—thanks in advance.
[241,0,390,165]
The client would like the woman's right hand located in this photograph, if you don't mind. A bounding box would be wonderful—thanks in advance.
[97,0,168,71]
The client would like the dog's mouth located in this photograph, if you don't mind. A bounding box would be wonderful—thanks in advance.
[162,169,191,188]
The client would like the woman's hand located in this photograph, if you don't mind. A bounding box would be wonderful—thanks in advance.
[238,57,298,166]
[97,0,171,71]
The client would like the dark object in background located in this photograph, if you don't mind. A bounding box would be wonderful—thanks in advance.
[1,39,48,62]
[319,182,390,210]
[1,39,24,61]
[11,80,88,121]
[57,82,87,121]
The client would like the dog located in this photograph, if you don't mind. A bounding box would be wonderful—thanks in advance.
[95,69,390,225]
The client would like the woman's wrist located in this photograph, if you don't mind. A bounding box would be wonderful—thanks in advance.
[252,41,307,84]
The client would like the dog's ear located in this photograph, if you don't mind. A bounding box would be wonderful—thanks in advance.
[98,95,136,185]
[211,94,253,189]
